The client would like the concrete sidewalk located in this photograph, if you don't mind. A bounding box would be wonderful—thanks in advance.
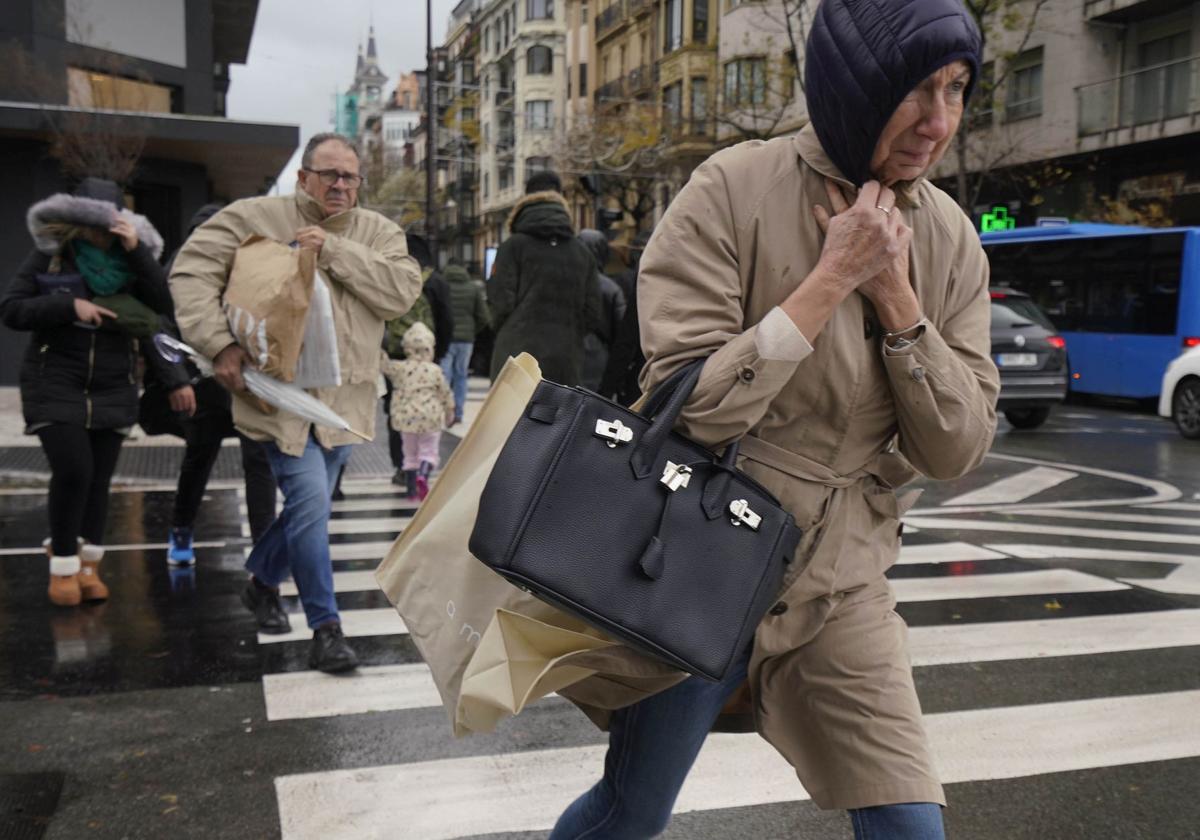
[0,378,489,486]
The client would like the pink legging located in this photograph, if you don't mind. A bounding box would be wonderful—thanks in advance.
[401,431,441,471]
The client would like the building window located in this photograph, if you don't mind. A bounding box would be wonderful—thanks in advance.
[580,62,588,96]
[484,171,490,198]
[723,58,766,107]
[527,45,553,74]
[495,22,502,52]
[527,0,554,20]
[664,0,683,53]
[503,11,510,45]
[693,0,709,44]
[526,155,552,173]
[66,67,175,113]
[690,76,708,129]
[1133,31,1191,123]
[1006,47,1042,121]
[500,165,514,191]
[663,81,683,128]
[525,99,554,129]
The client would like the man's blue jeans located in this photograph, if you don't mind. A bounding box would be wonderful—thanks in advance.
[440,340,473,421]
[244,433,351,630]
[549,646,944,840]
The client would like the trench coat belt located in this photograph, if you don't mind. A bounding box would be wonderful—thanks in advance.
[737,435,866,489]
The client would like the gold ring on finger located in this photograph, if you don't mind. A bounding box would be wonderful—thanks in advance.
[876,205,893,216]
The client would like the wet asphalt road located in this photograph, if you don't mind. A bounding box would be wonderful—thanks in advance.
[1,402,1199,840]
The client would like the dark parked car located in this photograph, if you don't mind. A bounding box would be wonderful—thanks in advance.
[990,288,1068,429]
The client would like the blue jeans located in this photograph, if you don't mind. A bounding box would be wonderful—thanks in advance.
[245,433,351,630]
[440,340,472,420]
[549,647,944,840]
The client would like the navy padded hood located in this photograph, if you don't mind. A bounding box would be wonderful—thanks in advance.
[805,0,982,186]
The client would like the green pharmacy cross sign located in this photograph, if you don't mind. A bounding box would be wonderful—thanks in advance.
[980,206,1016,232]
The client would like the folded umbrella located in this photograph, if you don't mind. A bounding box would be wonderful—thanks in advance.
[154,334,369,440]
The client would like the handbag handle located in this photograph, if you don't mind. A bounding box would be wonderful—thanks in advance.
[630,359,706,479]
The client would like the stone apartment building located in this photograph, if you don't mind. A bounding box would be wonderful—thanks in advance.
[477,0,569,255]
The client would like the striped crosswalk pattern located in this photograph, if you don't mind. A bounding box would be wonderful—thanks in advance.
[251,402,1199,839]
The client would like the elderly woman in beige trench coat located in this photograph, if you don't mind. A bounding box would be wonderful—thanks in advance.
[548,0,999,838]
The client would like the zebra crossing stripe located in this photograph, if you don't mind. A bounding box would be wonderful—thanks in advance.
[280,570,379,597]
[988,543,1200,596]
[274,688,1200,840]
[242,542,396,562]
[1005,508,1200,528]
[941,466,1077,506]
[256,608,405,645]
[889,569,1126,601]
[896,542,1008,564]
[264,664,442,721]
[904,517,1200,546]
[261,609,1200,721]
[326,516,409,535]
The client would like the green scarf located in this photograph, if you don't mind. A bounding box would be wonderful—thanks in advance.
[73,240,133,296]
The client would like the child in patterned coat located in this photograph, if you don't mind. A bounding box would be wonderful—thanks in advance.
[381,322,455,500]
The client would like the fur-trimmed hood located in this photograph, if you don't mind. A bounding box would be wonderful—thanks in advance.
[26,193,165,259]
[505,190,574,239]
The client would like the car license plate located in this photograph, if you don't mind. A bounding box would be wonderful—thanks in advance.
[997,353,1037,367]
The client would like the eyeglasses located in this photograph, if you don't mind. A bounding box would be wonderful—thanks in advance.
[303,168,365,189]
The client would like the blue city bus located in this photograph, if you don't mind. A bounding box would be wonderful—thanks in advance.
[980,223,1200,400]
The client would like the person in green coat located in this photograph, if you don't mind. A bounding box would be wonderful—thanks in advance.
[440,260,489,424]
[487,171,602,386]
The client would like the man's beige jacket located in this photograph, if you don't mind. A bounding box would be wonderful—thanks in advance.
[170,188,422,455]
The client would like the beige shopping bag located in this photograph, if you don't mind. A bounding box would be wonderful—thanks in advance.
[375,353,684,736]
[222,235,316,382]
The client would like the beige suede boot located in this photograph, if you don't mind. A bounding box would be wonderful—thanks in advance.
[48,554,82,607]
[78,542,109,602]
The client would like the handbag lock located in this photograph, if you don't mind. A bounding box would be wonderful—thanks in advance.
[660,461,692,492]
[729,499,761,530]
[594,418,634,447]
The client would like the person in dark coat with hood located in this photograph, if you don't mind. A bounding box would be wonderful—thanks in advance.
[549,1,991,838]
[147,203,278,564]
[599,229,650,405]
[576,228,626,392]
[0,177,173,607]
[487,171,602,385]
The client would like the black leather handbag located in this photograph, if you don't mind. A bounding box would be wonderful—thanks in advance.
[469,360,803,681]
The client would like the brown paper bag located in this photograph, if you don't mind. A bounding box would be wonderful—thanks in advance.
[374,353,684,736]
[222,235,316,382]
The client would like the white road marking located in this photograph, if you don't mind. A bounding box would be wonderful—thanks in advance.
[988,543,1200,595]
[1137,502,1200,512]
[890,569,1126,602]
[280,570,379,597]
[942,466,1077,507]
[243,517,408,538]
[264,664,443,721]
[239,499,418,516]
[256,608,406,645]
[896,542,1009,564]
[905,517,1200,546]
[241,542,395,563]
[275,689,1200,840]
[261,605,1200,721]
[908,452,1179,515]
[0,541,226,557]
[1005,508,1200,528]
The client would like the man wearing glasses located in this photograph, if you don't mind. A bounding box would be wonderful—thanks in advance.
[170,133,422,673]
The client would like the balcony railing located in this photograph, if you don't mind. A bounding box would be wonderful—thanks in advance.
[1077,54,1198,136]
[596,1,627,39]
[626,64,657,95]
[628,0,654,16]
[594,77,627,104]
[666,117,716,143]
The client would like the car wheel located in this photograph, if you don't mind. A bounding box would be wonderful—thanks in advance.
[1004,407,1051,429]
[1172,379,1200,440]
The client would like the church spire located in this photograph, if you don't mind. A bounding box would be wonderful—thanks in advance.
[367,25,378,60]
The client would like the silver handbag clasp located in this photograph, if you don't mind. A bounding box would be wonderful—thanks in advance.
[594,418,634,447]
[660,461,693,492]
[729,499,761,530]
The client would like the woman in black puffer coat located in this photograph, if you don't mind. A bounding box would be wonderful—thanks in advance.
[0,178,172,607]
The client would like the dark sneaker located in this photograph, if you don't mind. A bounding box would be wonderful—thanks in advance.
[309,623,359,673]
[167,527,195,566]
[391,469,405,487]
[240,580,291,634]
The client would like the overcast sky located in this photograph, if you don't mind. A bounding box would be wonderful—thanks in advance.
[227,0,460,193]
